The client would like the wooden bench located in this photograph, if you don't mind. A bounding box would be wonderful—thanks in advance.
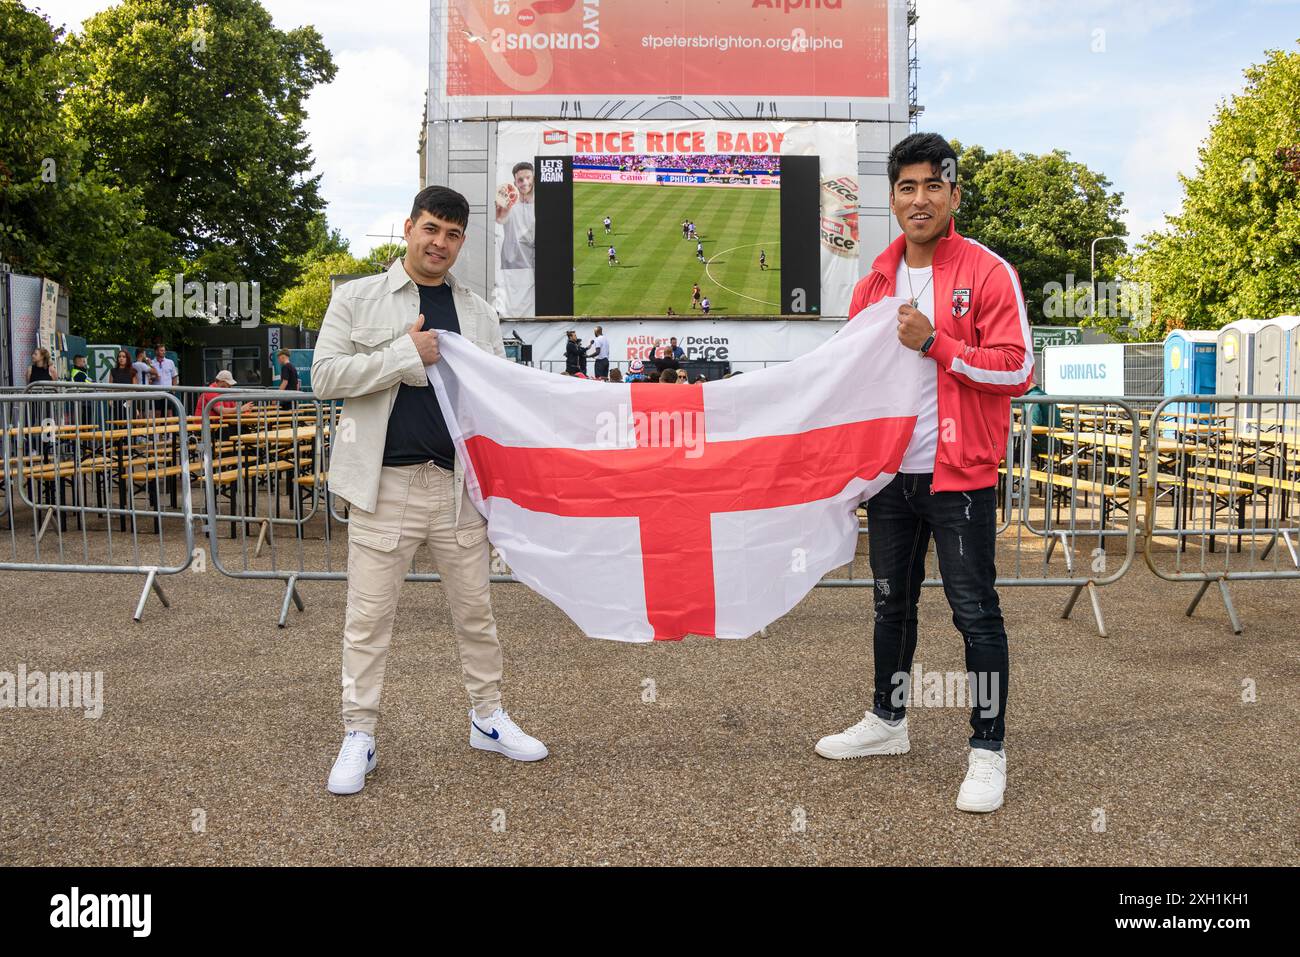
[127,455,244,483]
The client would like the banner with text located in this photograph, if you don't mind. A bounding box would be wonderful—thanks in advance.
[502,318,845,372]
[441,0,891,110]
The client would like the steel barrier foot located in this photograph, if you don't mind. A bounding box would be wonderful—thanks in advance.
[278,575,304,629]
[1187,580,1212,617]
[1283,530,1300,569]
[1061,584,1082,620]
[1260,534,1276,561]
[133,568,170,622]
[254,519,270,558]
[1087,582,1108,638]
[1218,579,1243,635]
[35,508,54,545]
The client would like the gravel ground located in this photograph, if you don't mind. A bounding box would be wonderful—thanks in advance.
[1,510,1297,867]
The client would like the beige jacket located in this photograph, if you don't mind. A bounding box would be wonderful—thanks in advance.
[311,259,506,539]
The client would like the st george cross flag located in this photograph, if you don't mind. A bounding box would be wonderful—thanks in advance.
[428,298,921,642]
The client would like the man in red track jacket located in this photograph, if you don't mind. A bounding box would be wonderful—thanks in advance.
[814,133,1034,814]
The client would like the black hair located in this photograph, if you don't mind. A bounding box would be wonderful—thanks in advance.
[410,185,470,228]
[887,132,958,189]
[512,161,534,177]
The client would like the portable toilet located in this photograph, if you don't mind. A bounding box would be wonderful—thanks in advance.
[1163,330,1218,422]
[1253,316,1300,435]
[1216,319,1269,426]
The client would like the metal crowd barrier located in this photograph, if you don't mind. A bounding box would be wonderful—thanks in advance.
[1,389,194,620]
[4,385,1298,637]
[1142,394,1300,634]
[200,394,518,627]
[817,396,1141,637]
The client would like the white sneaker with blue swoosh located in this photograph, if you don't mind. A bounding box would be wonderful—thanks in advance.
[327,730,377,795]
[469,707,548,762]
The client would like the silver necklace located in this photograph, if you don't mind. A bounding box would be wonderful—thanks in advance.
[904,261,933,307]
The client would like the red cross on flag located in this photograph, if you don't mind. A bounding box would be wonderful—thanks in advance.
[429,298,920,642]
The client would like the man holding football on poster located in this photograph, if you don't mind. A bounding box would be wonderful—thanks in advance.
[494,161,536,318]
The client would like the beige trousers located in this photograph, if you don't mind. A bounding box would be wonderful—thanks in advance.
[341,462,502,733]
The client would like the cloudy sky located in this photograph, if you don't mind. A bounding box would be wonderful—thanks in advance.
[30,0,1300,256]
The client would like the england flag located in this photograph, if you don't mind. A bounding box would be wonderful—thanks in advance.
[428,298,920,642]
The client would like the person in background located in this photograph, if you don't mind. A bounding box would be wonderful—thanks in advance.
[675,369,688,384]
[133,348,157,385]
[669,337,685,361]
[652,344,680,377]
[68,354,91,383]
[659,368,676,383]
[27,348,54,384]
[564,330,583,375]
[109,350,136,385]
[152,342,179,386]
[608,367,623,383]
[107,349,137,422]
[277,350,300,391]
[152,342,179,417]
[626,359,650,383]
[587,326,609,380]
[700,297,711,315]
[197,370,253,418]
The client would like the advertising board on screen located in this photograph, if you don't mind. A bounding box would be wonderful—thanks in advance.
[441,0,892,105]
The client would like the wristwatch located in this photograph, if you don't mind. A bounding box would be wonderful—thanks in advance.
[919,332,936,356]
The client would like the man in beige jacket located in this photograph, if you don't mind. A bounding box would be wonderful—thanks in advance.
[313,186,547,796]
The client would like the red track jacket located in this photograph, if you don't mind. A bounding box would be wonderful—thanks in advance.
[849,220,1035,492]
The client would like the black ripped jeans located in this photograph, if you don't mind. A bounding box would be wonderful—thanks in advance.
[866,473,1008,750]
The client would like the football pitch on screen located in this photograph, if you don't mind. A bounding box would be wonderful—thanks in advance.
[573,182,782,316]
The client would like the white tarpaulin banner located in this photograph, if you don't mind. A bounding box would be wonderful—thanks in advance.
[429,298,918,642]
[492,119,859,320]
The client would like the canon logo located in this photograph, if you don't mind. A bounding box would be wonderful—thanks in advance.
[753,0,843,11]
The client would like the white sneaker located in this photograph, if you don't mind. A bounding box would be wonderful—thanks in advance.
[814,711,910,759]
[327,730,377,795]
[469,707,548,762]
[956,748,1006,813]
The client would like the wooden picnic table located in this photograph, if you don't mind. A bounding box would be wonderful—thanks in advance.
[232,424,318,446]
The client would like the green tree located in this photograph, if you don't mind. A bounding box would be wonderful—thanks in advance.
[272,250,365,330]
[61,0,337,319]
[0,2,173,342]
[360,242,406,273]
[951,142,1129,326]
[1117,41,1300,339]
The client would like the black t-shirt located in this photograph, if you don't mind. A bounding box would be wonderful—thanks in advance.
[382,281,460,468]
[280,362,299,390]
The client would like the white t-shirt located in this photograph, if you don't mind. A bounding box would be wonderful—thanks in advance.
[897,260,939,474]
[588,334,609,359]
[499,199,535,270]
